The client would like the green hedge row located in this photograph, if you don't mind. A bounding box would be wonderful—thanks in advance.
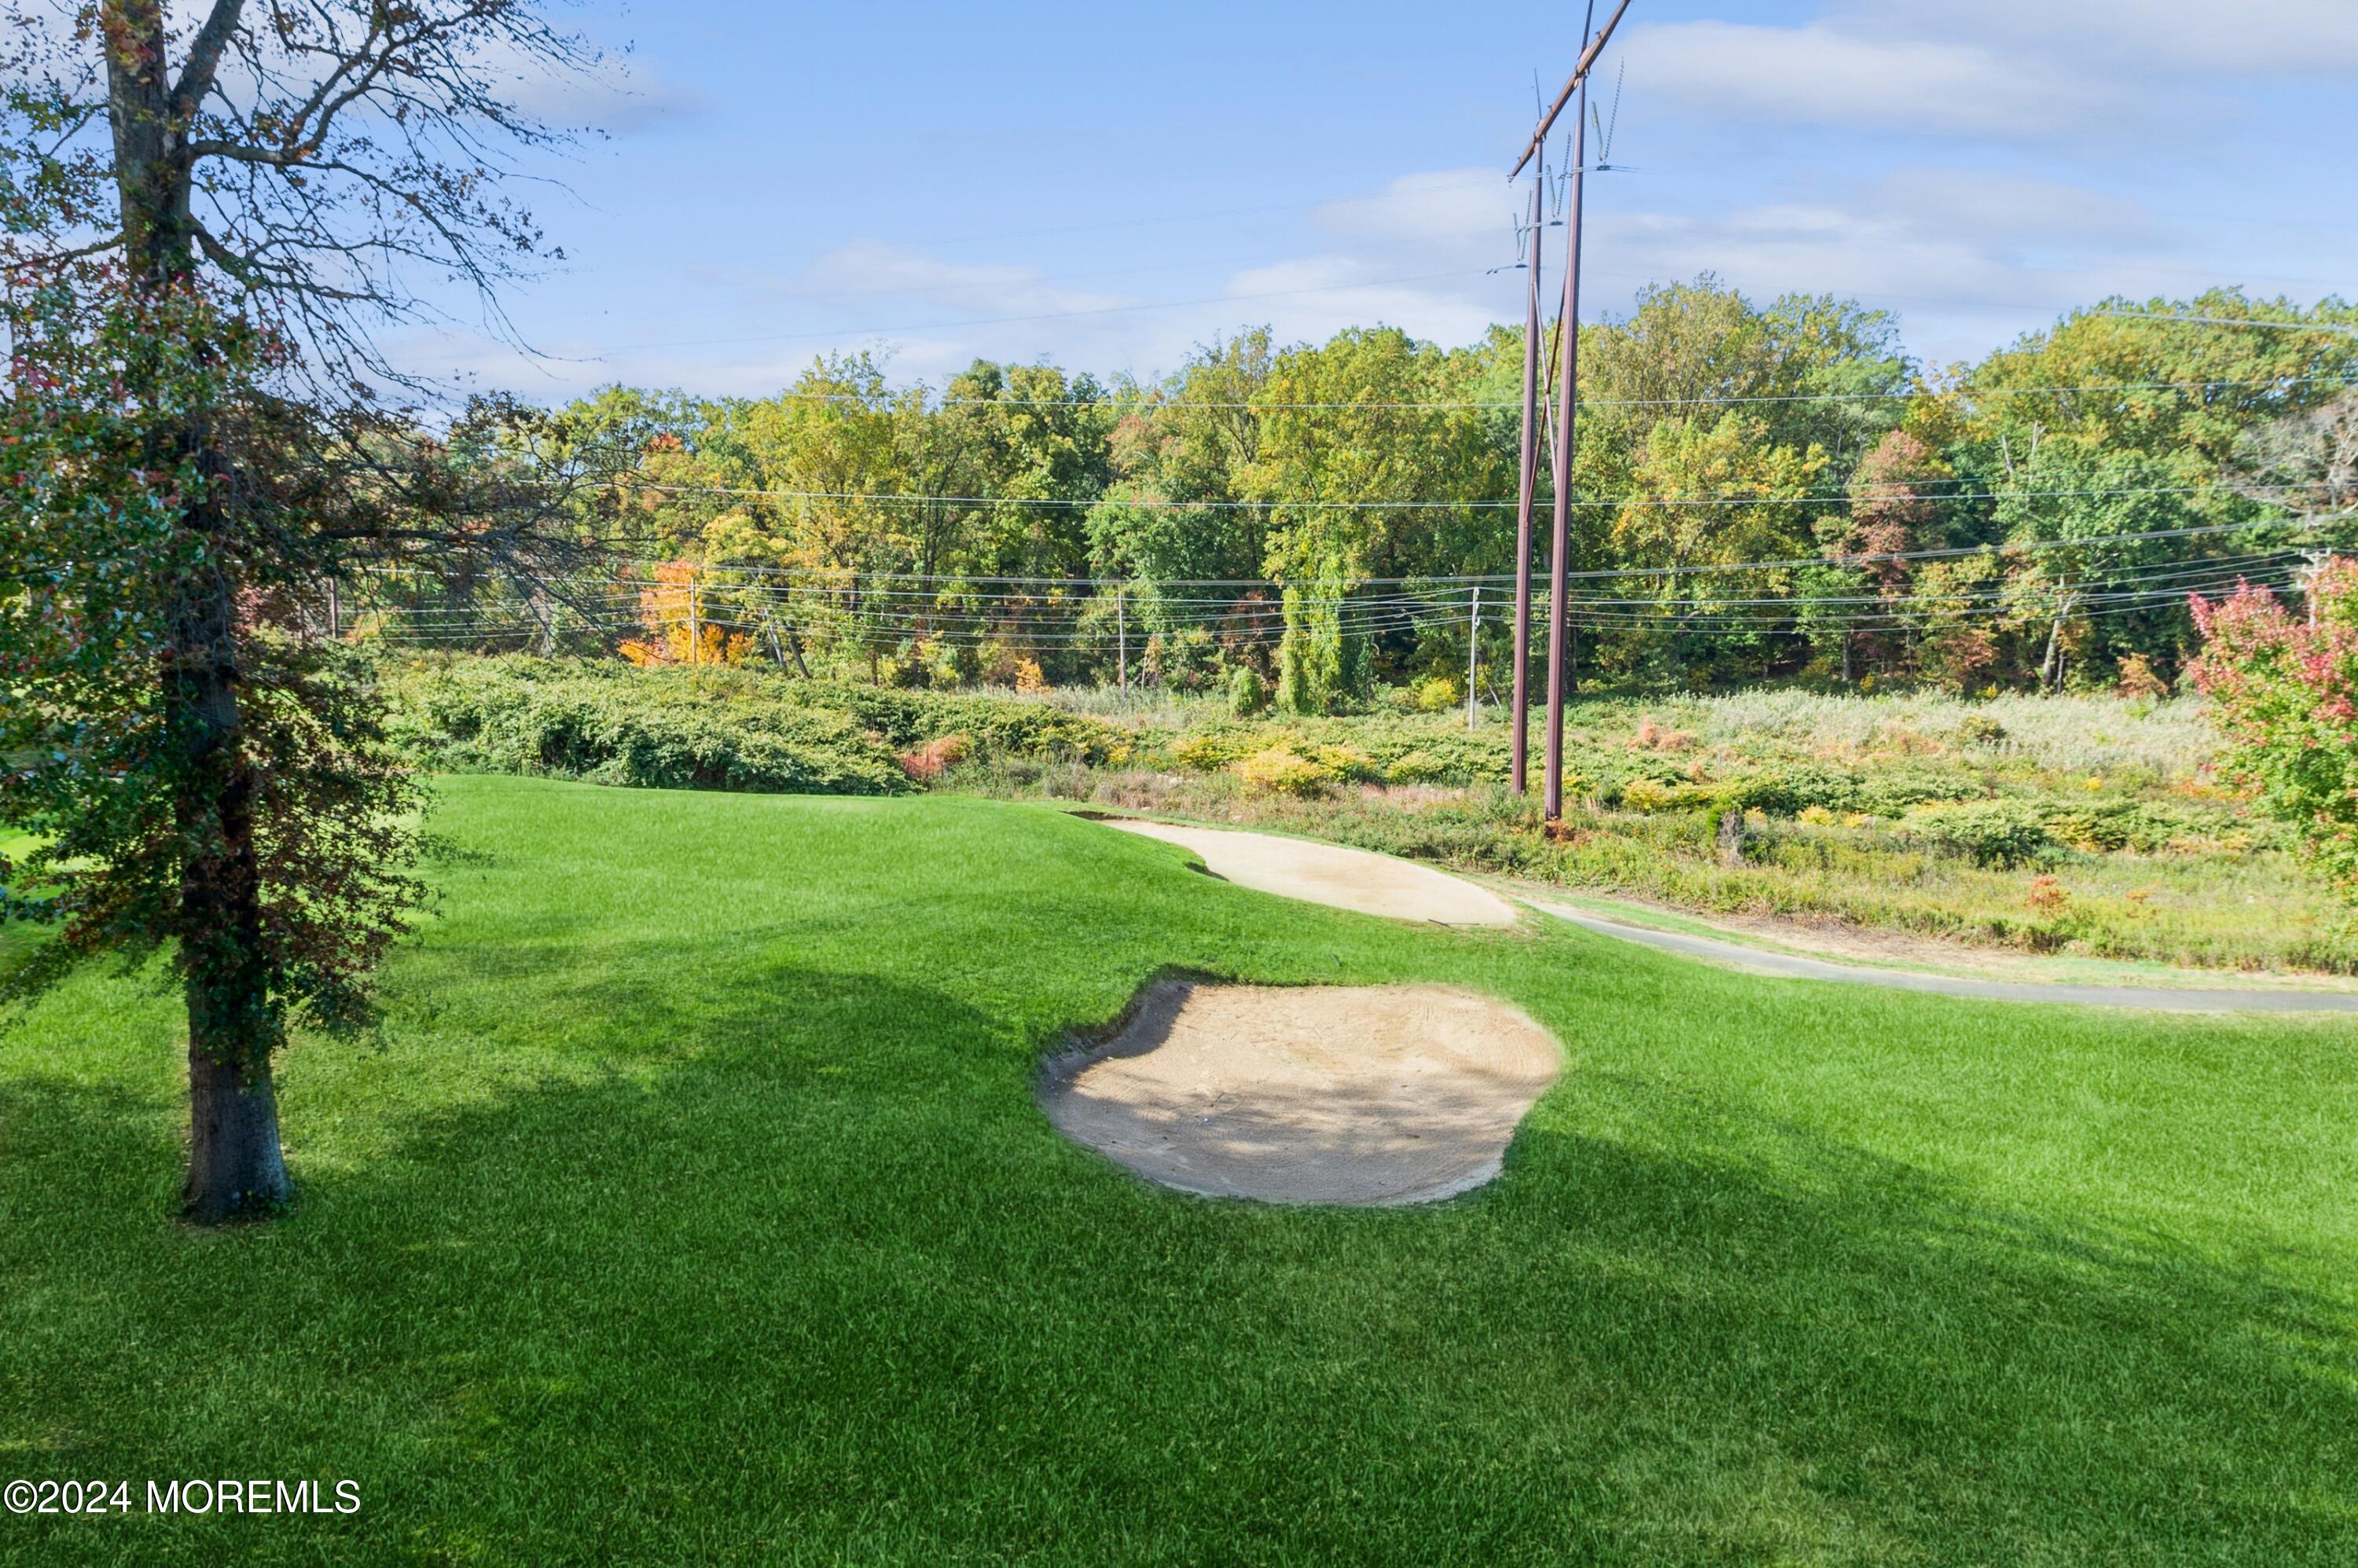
[380,657,1121,796]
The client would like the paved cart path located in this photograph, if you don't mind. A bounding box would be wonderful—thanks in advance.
[1093,814,2358,1013]
[1526,899,2358,1013]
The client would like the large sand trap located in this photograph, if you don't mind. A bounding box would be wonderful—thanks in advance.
[1102,819,1515,927]
[1041,980,1562,1205]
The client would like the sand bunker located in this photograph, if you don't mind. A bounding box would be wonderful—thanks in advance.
[1041,980,1562,1205]
[1103,819,1515,927]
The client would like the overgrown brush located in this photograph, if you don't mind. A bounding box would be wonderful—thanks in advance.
[382,656,1123,795]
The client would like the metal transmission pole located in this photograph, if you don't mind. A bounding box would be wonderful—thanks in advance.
[1510,171,1543,792]
[1512,0,1629,824]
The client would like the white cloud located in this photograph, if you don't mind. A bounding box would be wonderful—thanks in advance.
[1312,169,1521,256]
[1625,2,2358,142]
[768,241,1133,319]
[1618,20,2131,138]
[1861,0,2358,74]
[1865,170,2163,249]
[1222,256,1506,349]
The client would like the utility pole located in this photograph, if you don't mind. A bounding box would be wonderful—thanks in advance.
[1511,0,1625,821]
[1117,586,1128,691]
[1541,4,1602,824]
[1511,168,1542,792]
[1509,0,1632,178]
[1467,585,1482,731]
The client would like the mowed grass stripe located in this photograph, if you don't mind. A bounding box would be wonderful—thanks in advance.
[1,775,2352,1564]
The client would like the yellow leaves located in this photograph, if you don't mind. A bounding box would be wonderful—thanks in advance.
[1611,413,1825,608]
[1231,745,1331,798]
[630,560,751,667]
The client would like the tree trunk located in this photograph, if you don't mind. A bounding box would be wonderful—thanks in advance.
[106,2,294,1221]
[1717,809,1747,868]
[172,564,291,1221]
[2041,589,2076,693]
[185,1037,290,1221]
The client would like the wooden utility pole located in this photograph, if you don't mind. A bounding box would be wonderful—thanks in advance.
[1117,586,1128,690]
[1511,171,1542,792]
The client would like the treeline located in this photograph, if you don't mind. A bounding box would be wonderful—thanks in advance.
[368,279,2358,706]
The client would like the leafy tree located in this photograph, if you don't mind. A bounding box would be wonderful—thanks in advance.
[1805,428,1952,680]
[1608,413,1824,681]
[1994,444,2205,689]
[1247,327,1507,709]
[2234,387,2358,550]
[2,0,609,1219]
[1088,332,1275,675]
[2191,561,2358,892]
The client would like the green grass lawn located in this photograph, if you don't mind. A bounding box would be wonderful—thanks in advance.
[3,775,2355,1564]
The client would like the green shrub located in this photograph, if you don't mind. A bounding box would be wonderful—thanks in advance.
[1229,666,1270,717]
[1409,675,1460,714]
[1171,729,1263,769]
[1854,765,1982,817]
[1900,800,2055,866]
[1726,763,1860,816]
[1232,746,1331,797]
[1383,750,1450,784]
[380,656,1123,795]
[1309,744,1381,784]
[2040,799,2218,854]
[1956,713,2007,746]
[1618,777,1725,813]
[387,672,908,795]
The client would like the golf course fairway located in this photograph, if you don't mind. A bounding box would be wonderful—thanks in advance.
[2,775,2353,1564]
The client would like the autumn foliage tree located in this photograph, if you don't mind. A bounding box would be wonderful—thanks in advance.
[2190,560,2358,893]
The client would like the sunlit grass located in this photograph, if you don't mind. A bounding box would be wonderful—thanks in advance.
[2,776,2353,1562]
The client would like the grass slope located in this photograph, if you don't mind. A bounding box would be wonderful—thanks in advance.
[2,776,2354,1564]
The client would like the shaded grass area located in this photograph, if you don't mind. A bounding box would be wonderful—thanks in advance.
[2,777,2355,1563]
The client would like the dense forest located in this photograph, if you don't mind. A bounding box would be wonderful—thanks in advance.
[368,279,2358,707]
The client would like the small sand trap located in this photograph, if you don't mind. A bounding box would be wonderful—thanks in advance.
[1103,819,1515,927]
[1041,980,1562,1205]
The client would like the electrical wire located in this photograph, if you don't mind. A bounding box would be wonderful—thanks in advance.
[715,372,2358,413]
[602,478,2275,512]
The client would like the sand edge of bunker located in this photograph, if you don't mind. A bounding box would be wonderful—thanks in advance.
[1079,813,1519,928]
[1040,975,1564,1206]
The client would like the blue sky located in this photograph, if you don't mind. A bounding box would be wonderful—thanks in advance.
[395,0,2358,402]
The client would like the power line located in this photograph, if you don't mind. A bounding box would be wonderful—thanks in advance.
[2097,310,2358,337]
[695,372,2358,413]
[371,547,2295,618]
[343,512,2315,598]
[607,478,2277,512]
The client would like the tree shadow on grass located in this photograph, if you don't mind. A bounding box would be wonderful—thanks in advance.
[3,957,2356,1566]
[1482,1095,2358,1564]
